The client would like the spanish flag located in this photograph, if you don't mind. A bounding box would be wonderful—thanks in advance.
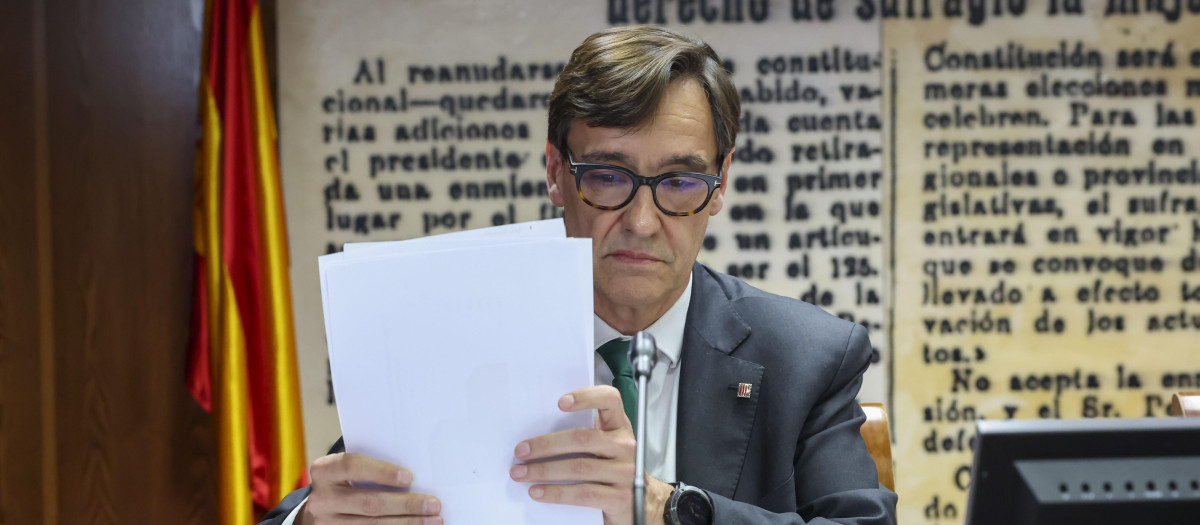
[186,0,307,523]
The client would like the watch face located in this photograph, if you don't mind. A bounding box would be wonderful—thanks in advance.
[678,491,712,524]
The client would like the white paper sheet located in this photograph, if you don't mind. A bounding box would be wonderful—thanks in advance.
[320,233,600,524]
[318,219,568,343]
[344,218,566,256]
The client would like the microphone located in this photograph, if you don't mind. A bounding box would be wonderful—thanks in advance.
[629,331,657,525]
[630,331,658,381]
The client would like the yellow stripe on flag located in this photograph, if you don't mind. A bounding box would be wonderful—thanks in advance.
[248,3,307,504]
[200,80,223,354]
[216,271,255,525]
[200,78,254,525]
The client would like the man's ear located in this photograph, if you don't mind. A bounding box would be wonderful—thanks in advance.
[546,141,567,207]
[708,147,734,216]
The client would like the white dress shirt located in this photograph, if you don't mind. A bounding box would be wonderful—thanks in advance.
[592,275,690,483]
[281,276,692,524]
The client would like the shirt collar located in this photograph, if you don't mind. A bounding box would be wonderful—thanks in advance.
[592,274,692,368]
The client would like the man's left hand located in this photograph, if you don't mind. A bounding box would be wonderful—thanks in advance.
[510,385,674,525]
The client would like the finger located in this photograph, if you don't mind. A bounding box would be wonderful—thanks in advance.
[515,426,634,461]
[510,456,633,485]
[310,453,414,488]
[310,485,441,518]
[528,482,627,513]
[558,385,629,431]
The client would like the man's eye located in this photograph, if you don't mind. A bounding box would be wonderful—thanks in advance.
[592,171,624,184]
[664,178,700,191]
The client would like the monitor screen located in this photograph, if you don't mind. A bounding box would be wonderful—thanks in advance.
[966,417,1200,525]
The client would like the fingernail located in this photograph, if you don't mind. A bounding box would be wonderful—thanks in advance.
[422,517,442,525]
[398,470,413,485]
[424,498,441,514]
[515,441,530,458]
[511,464,527,479]
[560,394,575,409]
[530,486,545,499]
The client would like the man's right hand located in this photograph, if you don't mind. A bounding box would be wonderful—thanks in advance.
[298,452,443,525]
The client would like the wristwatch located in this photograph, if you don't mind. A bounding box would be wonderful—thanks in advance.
[664,481,713,525]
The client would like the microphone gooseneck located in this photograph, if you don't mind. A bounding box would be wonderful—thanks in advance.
[629,331,657,525]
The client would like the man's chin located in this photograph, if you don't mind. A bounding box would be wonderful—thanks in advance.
[596,277,679,310]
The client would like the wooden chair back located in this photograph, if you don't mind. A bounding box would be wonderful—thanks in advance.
[859,402,895,491]
[1170,392,1200,417]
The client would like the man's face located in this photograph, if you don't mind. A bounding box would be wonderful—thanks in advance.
[546,78,730,330]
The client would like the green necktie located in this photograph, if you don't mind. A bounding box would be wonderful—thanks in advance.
[597,338,638,432]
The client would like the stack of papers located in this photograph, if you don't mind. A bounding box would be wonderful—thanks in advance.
[318,219,601,524]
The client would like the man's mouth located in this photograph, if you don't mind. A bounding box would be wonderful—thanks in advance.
[607,250,662,264]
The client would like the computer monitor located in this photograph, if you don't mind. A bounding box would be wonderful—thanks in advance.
[966,417,1200,525]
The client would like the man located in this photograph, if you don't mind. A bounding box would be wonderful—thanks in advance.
[263,26,896,525]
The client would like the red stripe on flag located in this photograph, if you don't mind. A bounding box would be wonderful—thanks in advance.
[187,254,212,411]
[215,0,276,507]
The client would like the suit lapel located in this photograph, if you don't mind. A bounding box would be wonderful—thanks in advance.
[676,265,763,499]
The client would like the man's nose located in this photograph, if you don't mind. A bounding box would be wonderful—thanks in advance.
[621,185,662,237]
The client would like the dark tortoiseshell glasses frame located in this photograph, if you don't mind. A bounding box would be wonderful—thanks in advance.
[565,150,723,217]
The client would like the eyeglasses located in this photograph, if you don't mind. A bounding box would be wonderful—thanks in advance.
[566,151,723,216]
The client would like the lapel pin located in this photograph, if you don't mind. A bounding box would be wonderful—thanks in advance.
[737,383,753,398]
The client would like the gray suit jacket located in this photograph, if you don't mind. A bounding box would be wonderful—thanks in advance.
[260,263,897,524]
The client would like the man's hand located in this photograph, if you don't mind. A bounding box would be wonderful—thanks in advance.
[298,452,442,525]
[510,385,674,525]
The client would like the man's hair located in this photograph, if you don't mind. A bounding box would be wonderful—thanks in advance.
[548,26,740,166]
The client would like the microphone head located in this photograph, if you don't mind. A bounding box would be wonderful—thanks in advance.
[629,331,658,378]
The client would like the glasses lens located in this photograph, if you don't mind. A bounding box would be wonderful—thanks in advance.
[655,176,710,214]
[579,168,634,207]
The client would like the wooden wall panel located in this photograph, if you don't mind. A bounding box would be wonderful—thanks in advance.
[1,0,219,523]
[0,0,48,523]
[42,0,216,523]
